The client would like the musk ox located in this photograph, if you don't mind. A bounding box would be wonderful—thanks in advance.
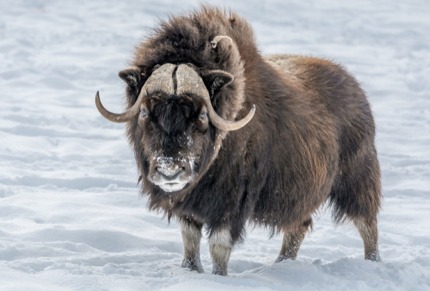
[95,7,382,275]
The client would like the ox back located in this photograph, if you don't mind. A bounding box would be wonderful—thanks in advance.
[95,6,382,275]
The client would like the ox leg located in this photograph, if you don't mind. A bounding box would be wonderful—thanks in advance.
[209,228,233,276]
[276,219,312,262]
[353,218,381,262]
[180,218,204,273]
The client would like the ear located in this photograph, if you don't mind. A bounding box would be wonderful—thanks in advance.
[202,70,234,97]
[118,66,142,88]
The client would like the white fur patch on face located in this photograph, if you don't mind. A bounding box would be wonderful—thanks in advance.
[209,228,232,248]
[148,153,197,193]
[155,156,182,176]
[158,182,188,192]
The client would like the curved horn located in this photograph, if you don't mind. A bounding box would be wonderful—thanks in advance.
[211,35,242,67]
[95,89,145,123]
[95,64,176,123]
[176,64,256,131]
[205,99,256,131]
[211,35,234,49]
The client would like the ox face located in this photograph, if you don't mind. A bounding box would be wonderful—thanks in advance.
[136,63,215,193]
[95,60,256,194]
[139,90,211,193]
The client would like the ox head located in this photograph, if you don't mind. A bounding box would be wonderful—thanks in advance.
[96,38,255,194]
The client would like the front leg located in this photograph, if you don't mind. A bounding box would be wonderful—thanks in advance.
[209,228,233,276]
[180,218,204,273]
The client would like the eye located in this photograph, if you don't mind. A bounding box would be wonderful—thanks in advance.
[199,110,208,121]
[140,105,148,119]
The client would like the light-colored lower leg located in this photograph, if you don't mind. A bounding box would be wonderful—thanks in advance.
[354,218,381,262]
[180,219,204,273]
[276,220,311,263]
[209,228,232,276]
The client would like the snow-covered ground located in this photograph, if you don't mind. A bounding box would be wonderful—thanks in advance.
[1,0,429,290]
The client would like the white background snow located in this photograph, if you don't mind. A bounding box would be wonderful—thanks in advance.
[1,0,429,290]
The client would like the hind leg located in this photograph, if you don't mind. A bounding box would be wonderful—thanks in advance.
[331,147,382,262]
[353,217,381,262]
[276,219,312,262]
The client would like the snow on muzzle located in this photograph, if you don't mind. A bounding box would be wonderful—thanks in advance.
[148,155,195,192]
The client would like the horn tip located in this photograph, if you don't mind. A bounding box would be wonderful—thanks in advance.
[249,104,256,116]
[211,35,233,49]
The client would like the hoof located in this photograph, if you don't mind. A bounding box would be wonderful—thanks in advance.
[182,259,204,273]
[212,268,227,276]
[365,251,382,262]
[275,255,296,263]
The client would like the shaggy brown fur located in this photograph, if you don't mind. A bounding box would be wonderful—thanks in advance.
[112,6,381,275]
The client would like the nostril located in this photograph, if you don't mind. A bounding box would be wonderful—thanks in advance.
[155,165,186,181]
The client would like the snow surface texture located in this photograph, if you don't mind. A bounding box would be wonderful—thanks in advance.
[1,0,429,290]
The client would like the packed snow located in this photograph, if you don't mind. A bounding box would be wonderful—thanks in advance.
[1,0,429,290]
